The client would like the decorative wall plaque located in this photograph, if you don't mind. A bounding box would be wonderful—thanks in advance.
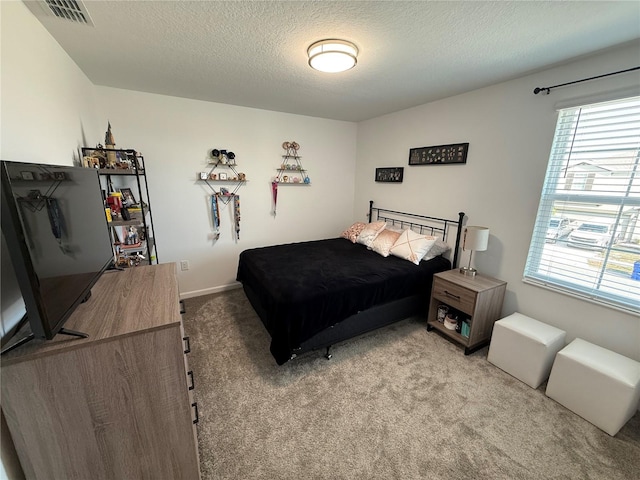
[409,143,469,165]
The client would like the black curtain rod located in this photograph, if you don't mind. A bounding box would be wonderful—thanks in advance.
[533,66,640,95]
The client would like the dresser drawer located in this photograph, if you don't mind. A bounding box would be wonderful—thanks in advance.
[432,277,476,314]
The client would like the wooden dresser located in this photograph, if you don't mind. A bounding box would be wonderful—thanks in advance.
[1,264,200,480]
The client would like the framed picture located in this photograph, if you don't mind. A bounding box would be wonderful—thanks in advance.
[218,172,228,181]
[408,143,469,165]
[375,167,404,183]
[119,187,136,206]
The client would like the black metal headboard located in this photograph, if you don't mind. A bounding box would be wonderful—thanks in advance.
[368,200,466,268]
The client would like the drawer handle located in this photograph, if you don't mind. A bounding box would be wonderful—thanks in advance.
[179,299,186,315]
[188,370,195,391]
[183,336,191,354]
[192,402,199,425]
[443,290,461,301]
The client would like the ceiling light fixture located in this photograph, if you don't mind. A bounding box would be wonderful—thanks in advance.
[307,39,358,73]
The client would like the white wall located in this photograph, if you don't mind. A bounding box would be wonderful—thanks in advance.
[355,41,640,361]
[0,1,100,337]
[0,1,100,164]
[93,87,357,295]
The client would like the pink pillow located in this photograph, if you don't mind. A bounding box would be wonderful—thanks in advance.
[340,222,367,243]
[371,229,402,257]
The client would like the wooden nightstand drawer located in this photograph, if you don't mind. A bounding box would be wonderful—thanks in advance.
[432,277,475,314]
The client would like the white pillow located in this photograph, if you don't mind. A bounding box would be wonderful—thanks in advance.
[422,238,451,261]
[390,229,437,265]
[356,221,387,248]
[370,228,402,257]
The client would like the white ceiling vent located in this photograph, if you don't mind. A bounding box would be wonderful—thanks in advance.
[38,0,94,25]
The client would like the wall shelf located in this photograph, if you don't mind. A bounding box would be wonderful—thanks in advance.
[198,151,247,196]
[274,155,310,185]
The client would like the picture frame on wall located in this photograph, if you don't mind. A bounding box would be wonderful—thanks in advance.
[408,143,469,165]
[375,167,404,183]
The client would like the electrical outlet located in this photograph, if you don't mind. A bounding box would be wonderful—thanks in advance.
[180,260,189,271]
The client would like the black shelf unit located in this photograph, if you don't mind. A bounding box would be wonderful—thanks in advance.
[81,147,158,266]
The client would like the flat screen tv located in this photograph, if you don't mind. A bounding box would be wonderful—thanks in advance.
[1,161,114,353]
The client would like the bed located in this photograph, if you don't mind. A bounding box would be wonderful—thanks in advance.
[236,201,465,365]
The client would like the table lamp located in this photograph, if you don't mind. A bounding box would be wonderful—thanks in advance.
[459,226,489,276]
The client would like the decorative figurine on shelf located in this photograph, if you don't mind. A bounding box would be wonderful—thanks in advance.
[210,148,236,165]
[104,122,117,167]
[125,226,139,245]
[89,144,108,168]
[282,141,300,157]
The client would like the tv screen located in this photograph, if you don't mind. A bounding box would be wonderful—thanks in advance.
[1,161,114,348]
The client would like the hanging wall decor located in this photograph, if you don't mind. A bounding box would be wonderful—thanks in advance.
[198,148,246,242]
[274,141,310,184]
[408,143,469,165]
[197,148,247,202]
[375,167,404,183]
[271,141,309,217]
[271,181,278,217]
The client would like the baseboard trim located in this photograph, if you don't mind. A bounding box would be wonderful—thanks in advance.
[179,282,242,300]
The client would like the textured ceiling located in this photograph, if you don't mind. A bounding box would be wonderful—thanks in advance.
[24,0,640,122]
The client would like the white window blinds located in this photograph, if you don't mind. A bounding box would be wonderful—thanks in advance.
[524,97,640,314]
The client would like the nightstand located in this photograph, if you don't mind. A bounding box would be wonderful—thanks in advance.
[427,269,507,354]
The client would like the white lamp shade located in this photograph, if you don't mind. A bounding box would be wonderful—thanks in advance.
[463,226,489,252]
[308,39,358,73]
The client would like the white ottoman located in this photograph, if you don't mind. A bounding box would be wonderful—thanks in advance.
[487,312,566,388]
[546,338,640,436]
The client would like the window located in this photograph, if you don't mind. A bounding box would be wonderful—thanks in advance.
[524,97,640,314]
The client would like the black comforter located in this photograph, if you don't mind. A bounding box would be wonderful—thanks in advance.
[236,238,450,364]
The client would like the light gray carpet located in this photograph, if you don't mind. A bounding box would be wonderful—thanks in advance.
[182,288,640,480]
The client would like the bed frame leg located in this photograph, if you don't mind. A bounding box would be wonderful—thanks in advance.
[325,346,332,360]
